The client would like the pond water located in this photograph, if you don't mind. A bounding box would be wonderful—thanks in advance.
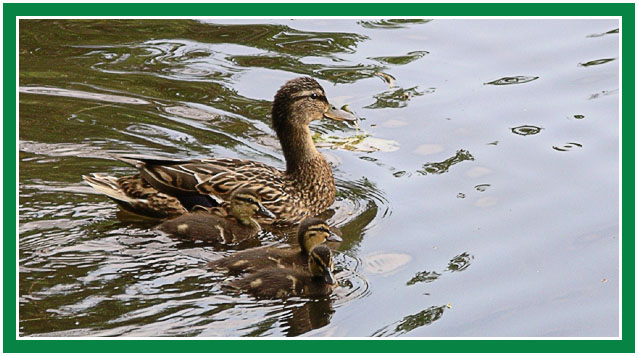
[18,18,620,337]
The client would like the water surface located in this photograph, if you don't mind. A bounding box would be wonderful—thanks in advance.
[19,18,620,337]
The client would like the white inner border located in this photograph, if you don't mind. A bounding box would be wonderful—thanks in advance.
[13,15,624,342]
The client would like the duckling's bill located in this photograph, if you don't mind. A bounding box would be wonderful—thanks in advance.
[324,105,357,122]
[256,201,276,219]
[327,230,343,242]
[324,269,337,285]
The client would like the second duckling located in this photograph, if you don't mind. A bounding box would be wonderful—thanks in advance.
[157,188,275,243]
[207,217,341,273]
[226,245,337,299]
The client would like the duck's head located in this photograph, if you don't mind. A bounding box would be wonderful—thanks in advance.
[272,77,356,133]
[297,217,342,254]
[308,245,337,286]
[229,188,276,224]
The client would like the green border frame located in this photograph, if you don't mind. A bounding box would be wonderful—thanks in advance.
[5,2,634,353]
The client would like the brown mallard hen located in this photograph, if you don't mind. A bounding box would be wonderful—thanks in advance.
[83,77,356,224]
[207,217,341,273]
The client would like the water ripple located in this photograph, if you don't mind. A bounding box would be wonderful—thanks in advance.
[511,125,542,136]
[484,76,539,86]
[578,58,615,67]
[19,86,150,105]
[358,19,432,29]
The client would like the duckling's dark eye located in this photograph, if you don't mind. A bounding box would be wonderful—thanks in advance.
[310,93,318,100]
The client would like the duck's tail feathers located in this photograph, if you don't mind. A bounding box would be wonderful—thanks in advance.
[83,173,187,219]
[82,173,145,209]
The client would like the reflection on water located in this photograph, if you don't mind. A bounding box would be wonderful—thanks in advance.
[484,75,539,86]
[406,270,441,285]
[19,18,620,337]
[578,58,616,67]
[358,19,432,29]
[372,305,447,337]
[365,86,430,109]
[511,125,542,136]
[586,27,618,38]
[416,149,474,176]
[552,142,583,152]
[369,50,429,65]
[447,252,473,272]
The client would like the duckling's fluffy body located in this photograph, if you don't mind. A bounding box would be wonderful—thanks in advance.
[157,211,253,243]
[207,217,338,273]
[208,244,305,273]
[82,77,355,225]
[157,188,273,243]
[226,245,336,299]
[227,267,333,299]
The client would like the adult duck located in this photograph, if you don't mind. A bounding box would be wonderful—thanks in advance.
[83,77,356,224]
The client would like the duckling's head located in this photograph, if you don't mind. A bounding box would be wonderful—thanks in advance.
[229,188,276,224]
[308,245,336,286]
[272,77,356,133]
[297,217,342,254]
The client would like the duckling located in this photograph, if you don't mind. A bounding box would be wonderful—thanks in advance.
[207,217,341,273]
[83,77,357,224]
[157,188,275,243]
[226,245,336,299]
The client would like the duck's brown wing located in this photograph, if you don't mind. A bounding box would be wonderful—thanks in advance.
[116,154,213,198]
[115,155,282,208]
[116,154,297,222]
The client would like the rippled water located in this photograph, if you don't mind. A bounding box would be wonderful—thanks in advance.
[18,19,619,337]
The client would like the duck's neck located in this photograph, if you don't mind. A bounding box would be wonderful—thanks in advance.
[299,240,310,256]
[272,113,337,207]
[277,124,326,176]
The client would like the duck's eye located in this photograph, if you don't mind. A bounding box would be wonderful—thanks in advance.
[310,93,318,100]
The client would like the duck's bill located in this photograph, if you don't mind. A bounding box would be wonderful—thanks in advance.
[256,202,276,219]
[323,270,337,285]
[327,231,343,242]
[324,105,357,122]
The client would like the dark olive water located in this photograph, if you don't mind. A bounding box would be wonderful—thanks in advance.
[18,19,619,337]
